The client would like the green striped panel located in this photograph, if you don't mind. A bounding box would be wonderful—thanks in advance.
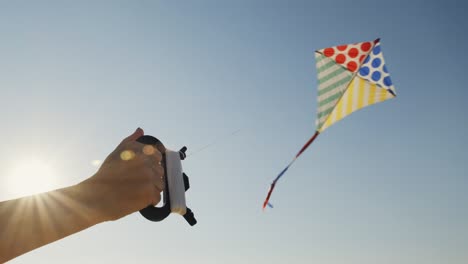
[315,53,352,130]
[316,60,336,73]
[318,74,352,96]
[317,106,334,120]
[318,67,348,85]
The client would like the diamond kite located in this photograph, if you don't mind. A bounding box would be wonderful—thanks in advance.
[263,38,396,210]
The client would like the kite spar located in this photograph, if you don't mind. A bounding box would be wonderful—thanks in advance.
[263,38,396,210]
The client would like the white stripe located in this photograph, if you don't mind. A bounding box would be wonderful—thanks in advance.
[317,78,347,102]
[318,98,339,114]
[328,103,338,127]
[318,114,330,126]
[317,63,343,80]
[318,101,340,125]
[374,85,380,103]
[315,53,327,66]
[352,79,359,112]
[318,70,350,92]
[363,81,370,107]
[341,89,348,118]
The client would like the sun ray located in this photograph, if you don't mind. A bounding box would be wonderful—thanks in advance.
[6,158,59,198]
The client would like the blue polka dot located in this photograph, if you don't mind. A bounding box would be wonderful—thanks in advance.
[372,45,381,55]
[359,66,370,76]
[371,71,381,82]
[363,55,370,64]
[383,65,388,73]
[372,58,382,68]
[383,76,392,86]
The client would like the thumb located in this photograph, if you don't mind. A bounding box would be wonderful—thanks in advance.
[121,127,144,145]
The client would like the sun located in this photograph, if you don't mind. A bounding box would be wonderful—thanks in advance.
[5,158,59,198]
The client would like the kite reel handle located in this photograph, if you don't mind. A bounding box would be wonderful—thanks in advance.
[136,135,197,226]
[137,135,171,222]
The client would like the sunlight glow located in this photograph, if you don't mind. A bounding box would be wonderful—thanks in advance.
[91,159,102,167]
[5,158,58,197]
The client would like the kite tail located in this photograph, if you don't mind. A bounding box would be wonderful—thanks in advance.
[262,131,320,210]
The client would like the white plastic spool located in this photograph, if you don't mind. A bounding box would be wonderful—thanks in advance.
[165,149,187,215]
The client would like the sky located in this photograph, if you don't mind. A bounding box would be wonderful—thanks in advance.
[0,0,467,263]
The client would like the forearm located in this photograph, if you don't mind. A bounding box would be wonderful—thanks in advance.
[0,182,107,262]
[0,128,163,262]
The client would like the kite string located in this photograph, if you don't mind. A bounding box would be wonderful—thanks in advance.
[186,106,305,159]
[186,111,288,158]
[186,129,242,158]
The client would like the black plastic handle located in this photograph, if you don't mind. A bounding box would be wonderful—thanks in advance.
[137,135,171,222]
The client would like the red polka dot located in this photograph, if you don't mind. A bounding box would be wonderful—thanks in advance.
[361,42,371,52]
[335,54,346,64]
[337,45,347,51]
[359,55,366,63]
[347,61,358,72]
[324,48,335,57]
[348,48,359,58]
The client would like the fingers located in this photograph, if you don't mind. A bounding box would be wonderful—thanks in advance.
[120,127,144,146]
[148,148,164,191]
[142,152,164,190]
[154,148,162,163]
[142,144,162,163]
[120,139,161,158]
[152,164,165,191]
[117,129,165,205]
[120,143,162,162]
[138,146,164,191]
[117,128,164,166]
[147,163,164,206]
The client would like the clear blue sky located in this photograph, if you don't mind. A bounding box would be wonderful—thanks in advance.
[1,1,467,263]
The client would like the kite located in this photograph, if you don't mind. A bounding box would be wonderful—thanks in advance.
[263,38,396,210]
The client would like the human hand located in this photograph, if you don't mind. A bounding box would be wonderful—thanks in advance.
[0,128,165,262]
[80,128,165,221]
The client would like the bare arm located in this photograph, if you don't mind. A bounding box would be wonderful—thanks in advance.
[0,128,164,263]
[0,184,107,262]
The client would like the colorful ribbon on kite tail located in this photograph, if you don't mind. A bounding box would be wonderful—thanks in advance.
[262,131,320,210]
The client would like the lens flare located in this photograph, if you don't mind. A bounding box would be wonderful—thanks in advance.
[143,145,155,155]
[120,150,135,161]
